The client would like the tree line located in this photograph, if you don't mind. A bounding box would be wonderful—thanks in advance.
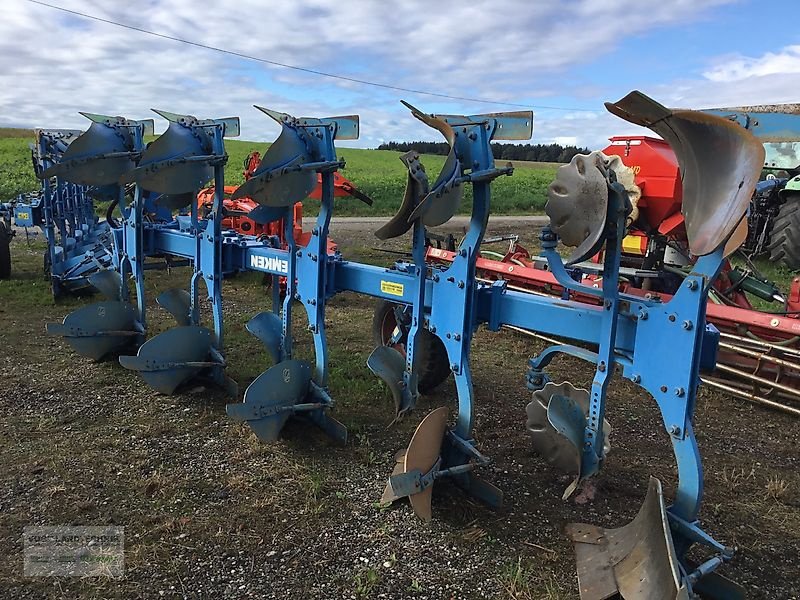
[376,140,589,163]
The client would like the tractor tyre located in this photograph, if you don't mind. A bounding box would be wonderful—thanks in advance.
[0,221,11,279]
[767,194,800,270]
[371,300,451,393]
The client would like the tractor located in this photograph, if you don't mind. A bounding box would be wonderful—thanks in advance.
[711,105,800,269]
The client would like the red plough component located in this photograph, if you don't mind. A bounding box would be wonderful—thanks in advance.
[427,245,800,413]
[196,151,369,253]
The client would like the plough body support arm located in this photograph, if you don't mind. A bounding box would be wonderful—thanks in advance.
[115,103,712,528]
[128,221,713,517]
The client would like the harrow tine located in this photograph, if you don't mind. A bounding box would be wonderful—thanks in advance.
[87,270,122,301]
[374,151,429,240]
[231,107,316,206]
[246,312,283,365]
[526,381,611,499]
[605,91,764,256]
[45,301,139,360]
[157,288,192,326]
[118,326,215,394]
[383,406,449,522]
[702,376,800,417]
[226,360,313,443]
[545,152,610,266]
[565,478,687,600]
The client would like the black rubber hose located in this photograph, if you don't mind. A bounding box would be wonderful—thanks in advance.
[106,196,121,229]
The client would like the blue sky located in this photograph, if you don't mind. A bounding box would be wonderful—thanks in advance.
[1,0,799,149]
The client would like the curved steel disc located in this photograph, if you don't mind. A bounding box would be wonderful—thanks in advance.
[566,477,686,600]
[603,153,642,224]
[226,359,312,442]
[246,311,283,364]
[45,300,138,360]
[403,406,449,521]
[118,326,212,394]
[546,153,609,265]
[527,382,586,475]
[42,121,135,185]
[605,91,765,256]
[526,381,611,498]
[231,127,315,207]
[127,123,212,194]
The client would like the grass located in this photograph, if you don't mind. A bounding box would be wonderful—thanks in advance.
[0,137,39,201]
[729,254,797,311]
[498,557,571,600]
[353,567,380,598]
[0,128,555,216]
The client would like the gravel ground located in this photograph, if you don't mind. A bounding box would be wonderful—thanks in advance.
[0,227,798,599]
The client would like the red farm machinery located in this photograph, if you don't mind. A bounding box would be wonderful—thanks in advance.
[196,150,370,252]
[388,128,800,416]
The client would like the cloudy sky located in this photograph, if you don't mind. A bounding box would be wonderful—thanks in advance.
[1,0,798,149]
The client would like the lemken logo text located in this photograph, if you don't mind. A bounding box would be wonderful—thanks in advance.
[250,255,289,274]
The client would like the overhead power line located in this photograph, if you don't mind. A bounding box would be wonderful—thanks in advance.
[26,0,600,112]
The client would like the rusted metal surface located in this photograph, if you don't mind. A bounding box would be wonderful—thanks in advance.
[526,381,612,499]
[546,152,609,265]
[709,104,800,115]
[606,91,765,256]
[566,477,687,600]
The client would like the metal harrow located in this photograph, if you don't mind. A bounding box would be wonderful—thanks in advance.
[43,91,764,598]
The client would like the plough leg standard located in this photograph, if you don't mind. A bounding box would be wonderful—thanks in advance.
[44,91,763,598]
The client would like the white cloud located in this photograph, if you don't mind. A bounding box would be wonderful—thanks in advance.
[0,0,782,153]
[703,45,800,82]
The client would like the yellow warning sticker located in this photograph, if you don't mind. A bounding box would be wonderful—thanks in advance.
[380,280,404,297]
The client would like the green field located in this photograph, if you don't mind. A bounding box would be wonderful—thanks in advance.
[0,130,555,217]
